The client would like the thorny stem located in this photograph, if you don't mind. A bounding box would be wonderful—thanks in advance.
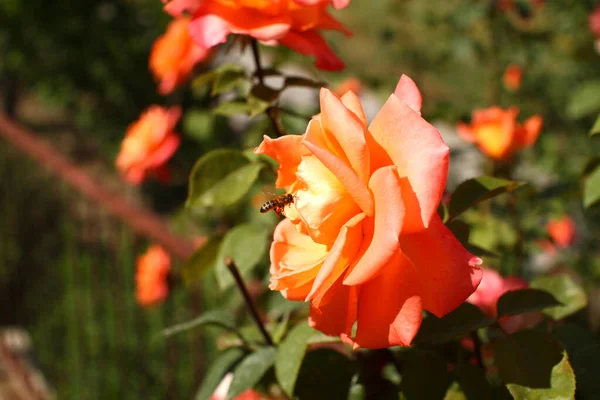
[249,39,286,137]
[225,256,274,346]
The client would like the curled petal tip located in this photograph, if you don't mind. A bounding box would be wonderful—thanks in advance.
[469,257,483,267]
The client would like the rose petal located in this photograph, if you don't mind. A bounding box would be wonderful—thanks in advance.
[368,95,449,232]
[400,214,482,317]
[353,251,423,348]
[303,120,373,216]
[319,88,370,183]
[270,219,327,276]
[189,14,234,49]
[308,277,358,338]
[340,91,367,125]
[278,30,345,71]
[520,114,543,147]
[344,166,404,285]
[255,134,308,189]
[393,74,422,114]
[162,0,200,17]
[293,154,362,245]
[306,212,365,307]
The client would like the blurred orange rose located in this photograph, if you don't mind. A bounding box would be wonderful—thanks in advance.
[116,106,181,184]
[457,106,542,160]
[150,17,211,95]
[163,0,351,71]
[503,64,522,91]
[547,216,576,249]
[467,267,541,333]
[334,77,362,96]
[136,245,172,307]
[589,5,600,37]
[256,75,482,349]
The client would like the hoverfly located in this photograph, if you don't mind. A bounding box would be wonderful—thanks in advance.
[260,193,295,216]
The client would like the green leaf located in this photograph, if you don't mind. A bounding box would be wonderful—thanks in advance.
[590,114,600,136]
[437,202,449,223]
[448,176,525,220]
[187,149,263,210]
[192,70,218,89]
[245,96,272,118]
[530,275,587,320]
[213,100,253,116]
[226,347,277,400]
[566,80,600,120]
[294,349,357,400]
[399,349,451,399]
[496,289,562,318]
[284,76,326,89]
[414,303,494,345]
[494,330,575,399]
[582,156,600,177]
[211,64,247,95]
[183,109,215,142]
[161,308,236,339]
[554,324,600,399]
[181,236,222,285]
[454,362,493,400]
[195,347,246,400]
[275,323,315,397]
[215,224,268,290]
[348,379,366,400]
[446,220,471,246]
[583,164,600,208]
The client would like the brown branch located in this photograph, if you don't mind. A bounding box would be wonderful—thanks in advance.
[0,112,195,261]
[249,39,285,137]
[225,256,273,346]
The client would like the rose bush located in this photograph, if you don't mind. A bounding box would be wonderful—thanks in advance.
[457,106,543,160]
[162,0,351,71]
[256,75,483,348]
[116,106,181,184]
[150,17,211,95]
[467,267,542,333]
[135,245,172,306]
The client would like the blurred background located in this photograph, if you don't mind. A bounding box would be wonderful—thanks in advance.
[1,0,600,398]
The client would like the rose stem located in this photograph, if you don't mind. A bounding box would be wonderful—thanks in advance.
[470,331,484,369]
[225,256,274,346]
[249,38,286,137]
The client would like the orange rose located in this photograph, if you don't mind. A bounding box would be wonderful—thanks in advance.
[547,216,576,249]
[590,5,600,37]
[255,75,482,349]
[135,245,172,306]
[150,17,211,95]
[503,64,522,91]
[116,106,181,184]
[162,0,351,71]
[457,106,542,160]
[467,267,541,333]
